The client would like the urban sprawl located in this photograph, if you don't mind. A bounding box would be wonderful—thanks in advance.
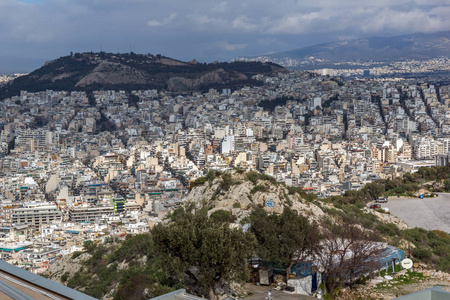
[0,69,450,273]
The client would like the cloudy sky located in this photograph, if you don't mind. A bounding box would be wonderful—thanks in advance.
[1,0,449,73]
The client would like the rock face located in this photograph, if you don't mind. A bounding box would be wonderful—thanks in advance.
[167,69,248,92]
[46,252,90,284]
[185,170,413,243]
[368,207,409,230]
[185,170,326,223]
[75,61,149,87]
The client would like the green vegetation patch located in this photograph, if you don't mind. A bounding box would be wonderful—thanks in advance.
[64,233,182,300]
[375,271,424,290]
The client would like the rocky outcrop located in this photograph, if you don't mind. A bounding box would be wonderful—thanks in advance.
[75,61,149,87]
[365,207,409,230]
[156,58,187,66]
[46,252,90,284]
[185,170,326,223]
[167,69,248,92]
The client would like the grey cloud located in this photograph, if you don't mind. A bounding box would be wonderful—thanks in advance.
[0,0,449,73]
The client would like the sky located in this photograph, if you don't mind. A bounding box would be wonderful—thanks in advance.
[0,0,449,73]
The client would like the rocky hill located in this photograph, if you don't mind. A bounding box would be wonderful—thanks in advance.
[185,170,407,229]
[0,52,284,99]
[44,170,450,300]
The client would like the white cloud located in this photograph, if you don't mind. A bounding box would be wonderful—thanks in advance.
[148,20,163,27]
[231,16,258,32]
[148,12,177,27]
[0,0,449,71]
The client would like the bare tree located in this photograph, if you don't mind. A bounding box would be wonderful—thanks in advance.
[314,220,384,299]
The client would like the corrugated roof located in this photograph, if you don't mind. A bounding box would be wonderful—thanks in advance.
[0,278,34,300]
[0,260,97,300]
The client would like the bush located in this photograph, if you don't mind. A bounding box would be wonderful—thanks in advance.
[210,209,231,223]
[71,251,83,259]
[403,228,429,246]
[205,170,216,182]
[376,223,400,237]
[194,176,207,185]
[414,248,432,259]
[220,173,234,191]
[246,171,260,185]
[61,272,70,282]
[189,176,207,190]
[233,202,241,208]
[83,240,96,253]
[236,168,244,174]
[250,185,267,194]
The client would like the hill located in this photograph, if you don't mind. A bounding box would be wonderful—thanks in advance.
[46,170,419,299]
[235,31,450,69]
[44,169,450,299]
[0,52,284,99]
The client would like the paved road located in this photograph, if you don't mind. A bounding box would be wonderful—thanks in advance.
[384,193,450,233]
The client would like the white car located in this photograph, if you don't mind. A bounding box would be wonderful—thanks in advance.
[376,197,388,203]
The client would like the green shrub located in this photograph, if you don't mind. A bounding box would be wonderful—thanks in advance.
[217,173,241,191]
[376,223,400,237]
[83,240,96,253]
[205,170,216,182]
[403,228,429,246]
[71,251,83,259]
[250,185,267,194]
[210,209,231,223]
[194,176,207,185]
[413,248,432,259]
[246,171,260,185]
[236,168,244,174]
[61,272,70,282]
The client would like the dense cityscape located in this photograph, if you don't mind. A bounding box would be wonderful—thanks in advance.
[0,2,450,297]
[0,67,449,274]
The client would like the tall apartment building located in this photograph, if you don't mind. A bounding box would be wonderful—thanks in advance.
[11,203,62,226]
[414,137,445,160]
[68,205,115,222]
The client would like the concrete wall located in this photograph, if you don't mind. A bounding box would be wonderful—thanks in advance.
[287,276,312,295]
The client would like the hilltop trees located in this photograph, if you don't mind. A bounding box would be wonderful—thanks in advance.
[250,207,318,281]
[152,205,256,299]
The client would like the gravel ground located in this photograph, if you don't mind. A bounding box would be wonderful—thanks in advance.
[383,193,450,233]
[242,284,317,300]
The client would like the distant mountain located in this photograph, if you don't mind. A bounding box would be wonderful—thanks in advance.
[235,31,450,68]
[0,52,284,99]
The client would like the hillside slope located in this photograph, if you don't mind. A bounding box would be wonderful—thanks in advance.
[0,52,284,99]
[45,170,450,300]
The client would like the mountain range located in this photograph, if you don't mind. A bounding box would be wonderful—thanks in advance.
[235,31,450,69]
[0,52,284,99]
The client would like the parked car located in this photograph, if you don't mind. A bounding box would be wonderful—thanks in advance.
[370,203,381,209]
[375,197,388,203]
